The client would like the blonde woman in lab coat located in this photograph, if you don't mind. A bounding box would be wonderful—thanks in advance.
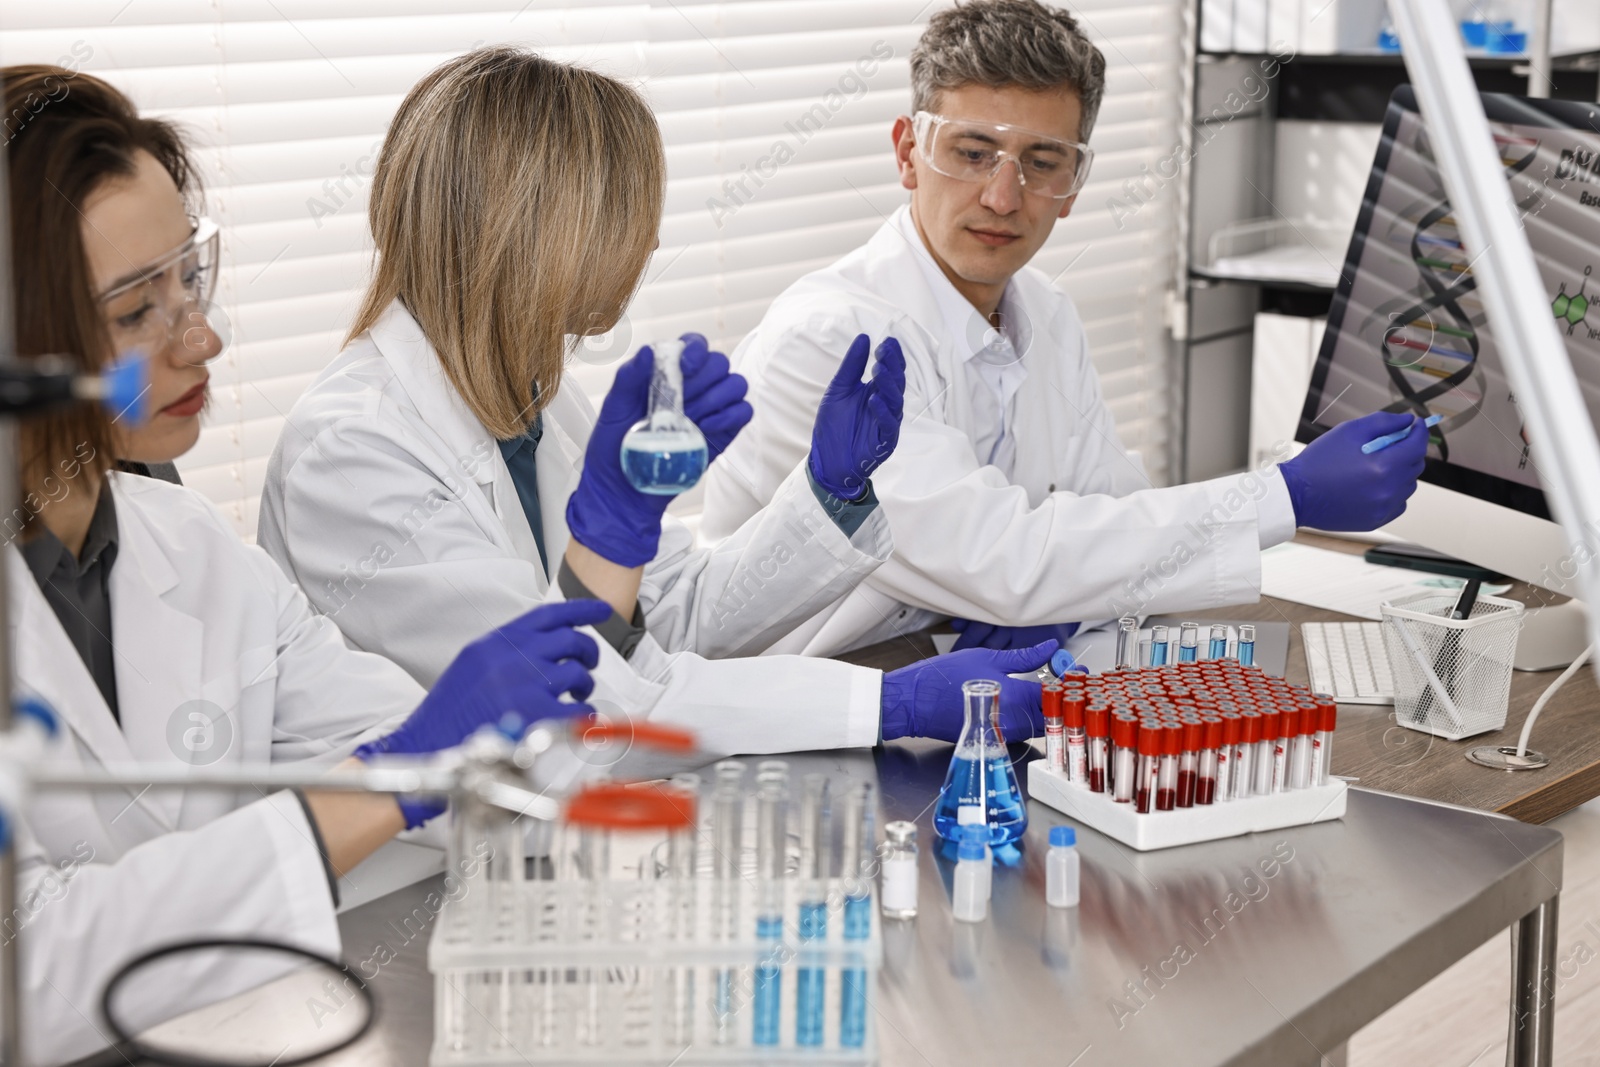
[260,48,1058,757]
[2,66,612,1065]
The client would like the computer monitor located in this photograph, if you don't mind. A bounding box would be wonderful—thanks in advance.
[1298,86,1600,668]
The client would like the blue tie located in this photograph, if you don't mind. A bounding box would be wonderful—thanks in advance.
[496,414,548,573]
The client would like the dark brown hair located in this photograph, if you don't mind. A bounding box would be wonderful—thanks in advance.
[2,65,196,502]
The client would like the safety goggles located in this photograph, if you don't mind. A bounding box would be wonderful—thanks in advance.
[98,216,222,366]
[913,111,1094,200]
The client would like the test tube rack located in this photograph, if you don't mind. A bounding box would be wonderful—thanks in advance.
[428,777,882,1065]
[1029,763,1346,851]
[1028,660,1347,851]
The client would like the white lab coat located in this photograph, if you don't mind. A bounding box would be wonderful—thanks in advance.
[702,205,1299,657]
[11,473,421,1065]
[257,302,890,756]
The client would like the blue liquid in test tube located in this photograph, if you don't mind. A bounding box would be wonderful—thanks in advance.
[753,914,783,1046]
[795,775,830,1047]
[1208,624,1229,661]
[753,778,786,1047]
[1149,625,1169,666]
[1178,622,1199,664]
[1238,624,1256,667]
[841,894,871,1047]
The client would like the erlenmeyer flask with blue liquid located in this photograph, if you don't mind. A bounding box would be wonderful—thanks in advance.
[619,339,708,494]
[934,679,1027,854]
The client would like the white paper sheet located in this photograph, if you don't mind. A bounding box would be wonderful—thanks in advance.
[1260,542,1508,619]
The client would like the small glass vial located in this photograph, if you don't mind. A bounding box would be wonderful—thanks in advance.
[1045,826,1080,908]
[1207,624,1229,661]
[880,821,919,920]
[952,827,989,923]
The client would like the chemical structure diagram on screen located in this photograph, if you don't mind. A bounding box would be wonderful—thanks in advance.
[1552,266,1594,339]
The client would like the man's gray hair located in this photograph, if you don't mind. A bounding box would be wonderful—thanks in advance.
[911,0,1107,142]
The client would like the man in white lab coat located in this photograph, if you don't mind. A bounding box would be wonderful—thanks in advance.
[702,0,1427,656]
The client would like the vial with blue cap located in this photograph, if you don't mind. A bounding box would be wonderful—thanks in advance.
[952,826,990,923]
[1046,826,1080,908]
[619,339,709,494]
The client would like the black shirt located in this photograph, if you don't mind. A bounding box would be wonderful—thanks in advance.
[21,483,120,720]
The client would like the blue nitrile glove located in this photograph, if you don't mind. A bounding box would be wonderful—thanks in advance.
[950,619,1080,652]
[354,599,612,828]
[879,641,1056,743]
[565,335,753,566]
[808,335,907,500]
[1279,411,1428,532]
[678,333,754,463]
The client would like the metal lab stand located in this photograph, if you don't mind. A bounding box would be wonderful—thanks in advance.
[224,743,1560,1067]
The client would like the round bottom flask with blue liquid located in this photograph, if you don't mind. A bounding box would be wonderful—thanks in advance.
[933,679,1027,853]
[619,339,709,495]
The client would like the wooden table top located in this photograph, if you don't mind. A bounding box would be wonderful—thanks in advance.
[836,534,1600,824]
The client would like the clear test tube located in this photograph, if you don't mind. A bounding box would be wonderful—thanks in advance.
[1148,625,1170,666]
[1178,622,1200,663]
[1115,616,1139,670]
[1177,720,1202,808]
[665,775,699,1047]
[1234,712,1260,799]
[796,775,830,1047]
[1043,684,1065,774]
[577,823,610,1047]
[1254,710,1279,796]
[1314,697,1337,786]
[1156,724,1180,811]
[1207,624,1229,661]
[1289,706,1315,790]
[753,777,787,1047]
[1084,704,1108,793]
[1135,723,1161,813]
[1237,624,1257,667]
[1064,693,1088,786]
[711,776,744,1045]
[1196,717,1222,805]
[1112,716,1138,804]
[839,783,871,1048]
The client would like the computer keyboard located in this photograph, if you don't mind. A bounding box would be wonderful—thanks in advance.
[1301,621,1394,705]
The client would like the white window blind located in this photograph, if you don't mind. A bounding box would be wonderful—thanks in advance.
[0,0,1182,539]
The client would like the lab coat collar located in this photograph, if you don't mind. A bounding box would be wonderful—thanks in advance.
[367,301,501,488]
[9,474,200,830]
[887,206,1032,372]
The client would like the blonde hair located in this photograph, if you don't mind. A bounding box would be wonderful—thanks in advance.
[349,47,665,438]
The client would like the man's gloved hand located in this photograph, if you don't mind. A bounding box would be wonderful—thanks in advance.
[950,619,1080,652]
[880,641,1055,743]
[1279,411,1428,532]
[566,335,753,566]
[354,599,612,828]
[808,335,906,500]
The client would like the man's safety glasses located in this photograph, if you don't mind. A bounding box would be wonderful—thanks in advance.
[98,216,222,366]
[913,111,1094,200]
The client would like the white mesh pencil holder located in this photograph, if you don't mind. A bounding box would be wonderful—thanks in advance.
[1380,592,1525,740]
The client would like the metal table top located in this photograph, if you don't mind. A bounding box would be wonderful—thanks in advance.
[240,741,1562,1067]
